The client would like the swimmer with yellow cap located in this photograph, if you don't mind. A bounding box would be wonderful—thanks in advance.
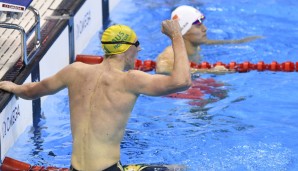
[101,25,140,55]
[100,24,141,70]
[0,20,191,171]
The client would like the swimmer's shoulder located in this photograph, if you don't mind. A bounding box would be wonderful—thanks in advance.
[73,61,89,67]
[157,46,174,61]
[65,61,99,76]
[72,61,100,69]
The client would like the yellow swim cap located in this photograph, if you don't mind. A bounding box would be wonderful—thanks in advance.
[101,25,137,55]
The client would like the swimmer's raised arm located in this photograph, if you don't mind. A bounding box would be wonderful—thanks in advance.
[126,20,191,96]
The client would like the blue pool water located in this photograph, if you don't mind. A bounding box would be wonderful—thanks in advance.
[7,0,298,170]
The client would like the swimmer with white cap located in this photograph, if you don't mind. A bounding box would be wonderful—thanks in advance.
[0,20,191,171]
[156,5,263,74]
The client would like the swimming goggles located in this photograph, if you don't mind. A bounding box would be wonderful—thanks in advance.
[101,40,140,48]
[193,15,205,25]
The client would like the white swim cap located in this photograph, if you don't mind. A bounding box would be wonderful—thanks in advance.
[171,5,204,35]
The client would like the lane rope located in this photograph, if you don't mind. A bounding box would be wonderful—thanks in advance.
[75,55,298,72]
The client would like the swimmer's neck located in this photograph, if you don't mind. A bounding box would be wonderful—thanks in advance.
[184,39,201,63]
[102,56,126,71]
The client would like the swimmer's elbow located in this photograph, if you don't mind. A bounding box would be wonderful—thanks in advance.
[182,78,192,90]
[151,77,191,96]
[175,77,192,91]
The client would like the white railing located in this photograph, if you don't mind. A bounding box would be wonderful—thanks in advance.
[0,6,40,65]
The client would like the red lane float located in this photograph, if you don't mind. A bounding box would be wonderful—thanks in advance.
[75,55,103,64]
[135,59,156,71]
[75,54,298,73]
[0,157,69,171]
[1,157,31,171]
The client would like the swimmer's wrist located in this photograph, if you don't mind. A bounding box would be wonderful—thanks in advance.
[171,32,182,40]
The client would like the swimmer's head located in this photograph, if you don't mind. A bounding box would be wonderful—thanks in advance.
[171,5,205,35]
[101,25,137,55]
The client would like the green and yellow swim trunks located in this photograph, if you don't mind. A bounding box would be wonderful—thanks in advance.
[123,164,169,171]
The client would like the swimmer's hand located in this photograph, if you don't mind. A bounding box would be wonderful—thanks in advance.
[0,81,15,93]
[161,19,182,40]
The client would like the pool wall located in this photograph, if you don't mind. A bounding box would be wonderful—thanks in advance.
[0,0,120,161]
